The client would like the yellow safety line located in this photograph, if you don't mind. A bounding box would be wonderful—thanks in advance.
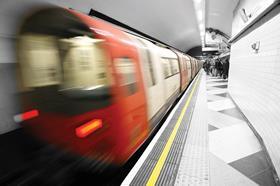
[146,75,201,186]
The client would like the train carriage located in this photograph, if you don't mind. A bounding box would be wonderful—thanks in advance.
[185,55,193,85]
[18,8,150,165]
[16,7,202,167]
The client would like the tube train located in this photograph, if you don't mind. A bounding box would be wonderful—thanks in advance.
[16,7,202,167]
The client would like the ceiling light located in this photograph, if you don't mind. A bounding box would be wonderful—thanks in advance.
[197,10,203,21]
[194,0,202,4]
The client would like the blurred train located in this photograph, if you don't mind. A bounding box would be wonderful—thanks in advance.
[15,7,202,168]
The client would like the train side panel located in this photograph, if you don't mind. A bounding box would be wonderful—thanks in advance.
[185,55,192,83]
[128,35,166,131]
[174,51,188,92]
[157,47,180,106]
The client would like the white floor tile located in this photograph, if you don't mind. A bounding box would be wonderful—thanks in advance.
[207,99,235,111]
[207,86,221,91]
[207,94,226,102]
[208,110,246,129]
[207,88,228,95]
[210,153,258,186]
[206,78,226,83]
[209,124,262,163]
[207,82,228,87]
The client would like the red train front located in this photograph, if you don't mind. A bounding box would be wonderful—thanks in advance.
[16,7,149,166]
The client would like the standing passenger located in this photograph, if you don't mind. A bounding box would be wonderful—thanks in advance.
[222,58,229,79]
[217,59,223,77]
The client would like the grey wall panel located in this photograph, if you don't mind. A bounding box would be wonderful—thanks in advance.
[0,37,15,64]
[229,5,280,176]
[0,63,19,134]
[0,1,55,133]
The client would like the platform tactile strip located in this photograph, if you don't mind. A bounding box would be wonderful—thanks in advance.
[130,74,202,185]
[175,73,209,186]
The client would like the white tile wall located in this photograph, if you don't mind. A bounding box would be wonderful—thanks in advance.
[229,5,280,176]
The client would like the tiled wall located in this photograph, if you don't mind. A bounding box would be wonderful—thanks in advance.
[229,5,280,176]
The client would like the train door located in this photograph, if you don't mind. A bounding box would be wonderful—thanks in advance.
[158,47,180,106]
[194,59,197,75]
[194,59,198,74]
[191,57,196,78]
[176,52,187,92]
[186,55,192,84]
[189,57,194,79]
[132,37,165,130]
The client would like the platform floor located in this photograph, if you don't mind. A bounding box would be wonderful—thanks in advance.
[122,72,277,186]
[206,75,276,186]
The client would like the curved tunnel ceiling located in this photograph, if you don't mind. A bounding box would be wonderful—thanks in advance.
[206,0,239,37]
[67,0,202,52]
[59,0,239,52]
[1,0,239,53]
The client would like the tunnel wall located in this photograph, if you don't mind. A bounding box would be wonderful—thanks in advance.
[0,2,23,134]
[229,4,280,176]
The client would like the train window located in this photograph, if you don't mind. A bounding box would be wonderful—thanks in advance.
[19,35,112,99]
[146,50,156,86]
[136,38,156,87]
[18,34,62,88]
[162,58,172,78]
[170,59,179,74]
[17,10,115,115]
[115,57,138,96]
[60,36,111,98]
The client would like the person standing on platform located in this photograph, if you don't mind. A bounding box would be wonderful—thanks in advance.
[204,60,211,75]
[222,58,229,79]
[217,59,223,77]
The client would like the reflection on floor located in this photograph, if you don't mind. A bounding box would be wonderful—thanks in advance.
[207,75,276,186]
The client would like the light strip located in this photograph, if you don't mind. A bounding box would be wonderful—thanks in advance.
[14,109,39,123]
[76,119,103,138]
[192,0,206,46]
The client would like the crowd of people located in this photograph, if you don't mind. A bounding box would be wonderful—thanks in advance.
[203,57,229,79]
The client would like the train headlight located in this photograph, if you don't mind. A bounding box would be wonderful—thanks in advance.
[75,119,103,138]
